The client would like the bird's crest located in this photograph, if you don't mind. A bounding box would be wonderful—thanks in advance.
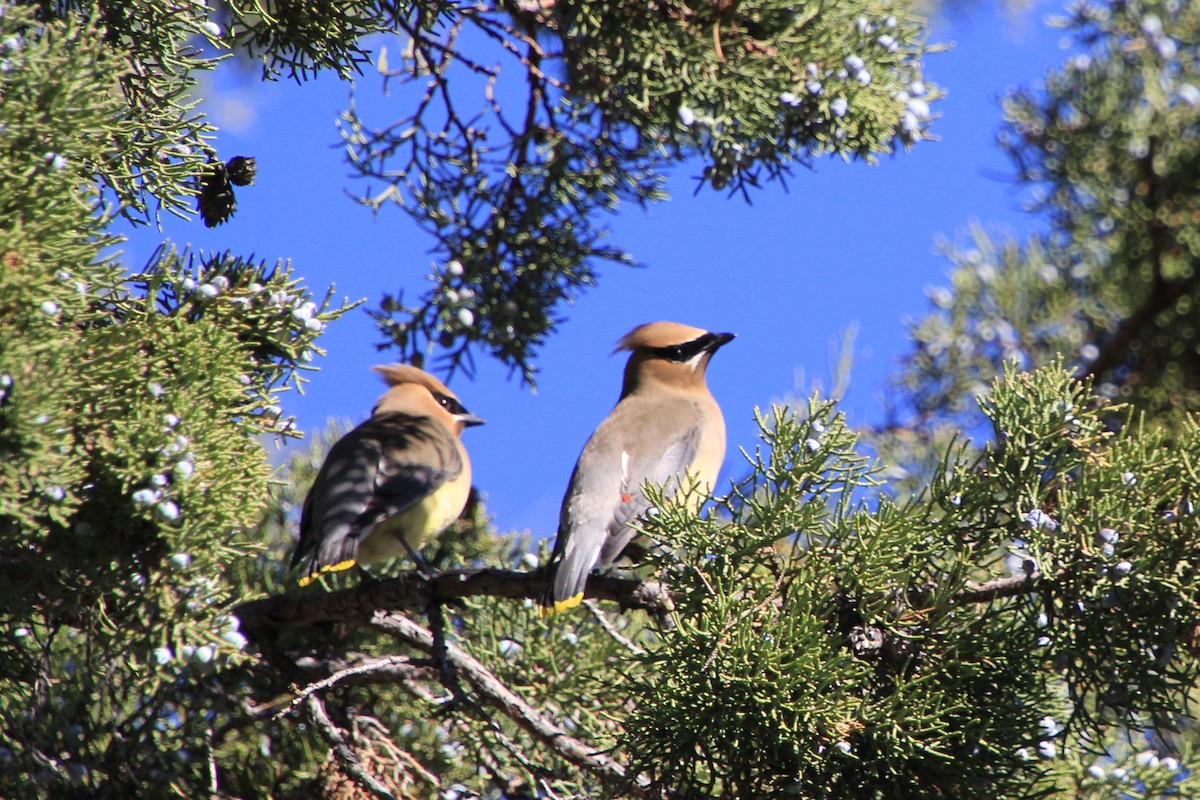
[373,364,456,399]
[614,321,710,353]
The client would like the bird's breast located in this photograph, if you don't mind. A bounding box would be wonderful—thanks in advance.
[687,399,726,494]
[357,450,472,562]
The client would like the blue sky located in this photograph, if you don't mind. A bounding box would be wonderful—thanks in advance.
[121,1,1068,538]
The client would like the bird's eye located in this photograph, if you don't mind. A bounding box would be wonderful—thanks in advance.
[650,340,703,362]
[435,393,466,415]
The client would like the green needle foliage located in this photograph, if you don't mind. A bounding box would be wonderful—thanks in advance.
[13,0,940,383]
[4,0,1200,797]
[14,0,221,222]
[0,2,356,795]
[621,366,1200,799]
[891,0,1200,434]
[0,234,355,794]
[343,0,938,382]
[865,0,1200,795]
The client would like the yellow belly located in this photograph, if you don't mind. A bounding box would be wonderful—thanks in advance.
[357,470,472,563]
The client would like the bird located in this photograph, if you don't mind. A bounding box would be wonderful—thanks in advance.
[291,364,484,586]
[541,321,735,615]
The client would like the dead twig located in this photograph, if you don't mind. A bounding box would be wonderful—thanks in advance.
[368,610,637,793]
[305,694,398,800]
[278,655,433,719]
[583,599,646,656]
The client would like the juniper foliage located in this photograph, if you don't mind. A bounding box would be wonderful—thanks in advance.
[4,0,1200,798]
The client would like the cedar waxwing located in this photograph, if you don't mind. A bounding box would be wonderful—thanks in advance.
[291,364,484,586]
[541,322,734,615]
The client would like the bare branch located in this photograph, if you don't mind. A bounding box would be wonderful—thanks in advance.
[355,715,442,790]
[583,600,647,656]
[295,651,439,684]
[279,655,436,719]
[368,610,635,791]
[953,571,1044,604]
[390,14,499,80]
[305,694,398,800]
[1079,274,1196,383]
[1081,136,1198,384]
[235,569,658,793]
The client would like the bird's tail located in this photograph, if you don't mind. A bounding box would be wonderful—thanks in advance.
[296,536,360,587]
[539,555,591,617]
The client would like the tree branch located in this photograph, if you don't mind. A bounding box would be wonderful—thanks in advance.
[953,571,1044,604]
[234,569,655,795]
[233,567,672,636]
[280,655,437,719]
[238,563,1051,790]
[1080,273,1196,383]
[234,563,1050,660]
[1081,135,1198,383]
[369,610,638,794]
[305,694,398,800]
[583,599,647,655]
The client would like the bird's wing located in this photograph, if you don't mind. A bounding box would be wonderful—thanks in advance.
[356,412,462,529]
[544,395,706,612]
[293,412,461,581]
[555,394,702,569]
[595,408,700,566]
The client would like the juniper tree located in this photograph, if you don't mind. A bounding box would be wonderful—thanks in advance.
[867,0,1200,792]
[238,1,1200,794]
[880,0,1200,442]
[236,1,1200,798]
[1,0,937,796]
[4,1,1200,800]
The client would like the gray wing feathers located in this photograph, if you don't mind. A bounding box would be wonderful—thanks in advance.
[546,397,703,606]
[550,527,604,609]
[595,433,696,566]
[366,430,460,525]
[294,412,460,576]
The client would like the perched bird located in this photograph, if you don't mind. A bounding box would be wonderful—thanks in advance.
[541,321,735,615]
[291,364,484,586]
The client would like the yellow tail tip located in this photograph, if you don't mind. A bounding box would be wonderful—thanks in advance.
[539,593,584,618]
[297,559,358,587]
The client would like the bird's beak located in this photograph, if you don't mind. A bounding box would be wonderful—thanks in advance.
[710,332,736,350]
[457,412,486,428]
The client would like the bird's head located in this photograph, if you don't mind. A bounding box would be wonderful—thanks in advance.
[372,364,485,432]
[615,321,735,396]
